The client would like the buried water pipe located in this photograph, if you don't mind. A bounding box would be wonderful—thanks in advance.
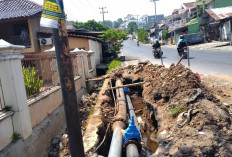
[108,80,141,157]
[108,79,127,157]
[124,88,141,157]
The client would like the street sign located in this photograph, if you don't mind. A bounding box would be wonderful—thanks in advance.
[40,0,65,28]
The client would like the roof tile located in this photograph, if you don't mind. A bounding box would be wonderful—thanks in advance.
[0,0,42,21]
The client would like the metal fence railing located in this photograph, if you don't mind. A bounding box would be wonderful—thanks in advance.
[21,53,80,97]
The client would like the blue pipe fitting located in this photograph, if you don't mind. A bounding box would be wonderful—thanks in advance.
[123,116,141,143]
[124,87,130,94]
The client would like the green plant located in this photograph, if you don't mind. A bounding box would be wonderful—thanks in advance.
[23,67,43,96]
[162,30,171,40]
[88,106,95,116]
[106,60,122,73]
[95,97,98,102]
[127,22,137,34]
[169,104,185,118]
[99,29,128,58]
[11,132,20,141]
[73,20,108,31]
[5,106,12,111]
[137,29,149,43]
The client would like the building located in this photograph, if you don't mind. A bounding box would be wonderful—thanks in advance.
[200,6,232,41]
[0,0,104,82]
[140,14,164,27]
[193,0,232,36]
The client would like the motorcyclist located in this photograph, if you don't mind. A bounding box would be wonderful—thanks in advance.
[137,41,139,46]
[177,35,187,54]
[152,39,161,50]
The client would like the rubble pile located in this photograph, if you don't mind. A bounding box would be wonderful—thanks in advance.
[46,93,98,157]
[108,61,232,156]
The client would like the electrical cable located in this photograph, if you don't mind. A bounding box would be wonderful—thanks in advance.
[91,123,111,156]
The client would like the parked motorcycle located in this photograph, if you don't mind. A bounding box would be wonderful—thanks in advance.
[153,47,163,59]
[178,46,188,59]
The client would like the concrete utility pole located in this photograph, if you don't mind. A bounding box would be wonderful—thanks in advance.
[53,3,85,157]
[134,14,140,30]
[99,7,108,26]
[150,0,159,24]
[150,0,159,38]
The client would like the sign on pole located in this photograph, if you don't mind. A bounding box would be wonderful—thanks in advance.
[40,0,65,28]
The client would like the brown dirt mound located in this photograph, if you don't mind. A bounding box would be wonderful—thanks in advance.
[108,61,232,156]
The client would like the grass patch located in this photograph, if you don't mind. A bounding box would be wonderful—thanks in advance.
[5,106,12,111]
[106,59,121,74]
[169,104,185,118]
[11,132,20,141]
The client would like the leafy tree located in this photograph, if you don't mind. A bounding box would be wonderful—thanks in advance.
[99,29,128,57]
[113,21,120,28]
[125,14,136,21]
[138,29,149,43]
[73,20,108,31]
[162,30,171,39]
[127,22,137,34]
[117,18,123,24]
[102,20,113,29]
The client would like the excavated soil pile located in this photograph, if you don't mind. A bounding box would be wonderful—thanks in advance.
[47,93,99,157]
[107,61,232,156]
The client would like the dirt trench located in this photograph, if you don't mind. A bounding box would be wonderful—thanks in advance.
[47,61,232,156]
[90,61,232,156]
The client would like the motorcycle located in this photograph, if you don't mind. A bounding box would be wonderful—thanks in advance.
[137,42,140,46]
[153,47,163,59]
[178,46,188,59]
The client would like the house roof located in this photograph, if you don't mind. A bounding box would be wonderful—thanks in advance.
[67,29,103,38]
[68,34,103,43]
[182,2,195,9]
[0,0,42,21]
[206,6,232,21]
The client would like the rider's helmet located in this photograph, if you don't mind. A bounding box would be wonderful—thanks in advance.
[180,35,185,39]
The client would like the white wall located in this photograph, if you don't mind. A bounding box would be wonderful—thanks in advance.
[0,114,14,150]
[223,21,231,40]
[88,40,102,66]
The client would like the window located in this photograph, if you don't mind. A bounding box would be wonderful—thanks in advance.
[11,23,31,47]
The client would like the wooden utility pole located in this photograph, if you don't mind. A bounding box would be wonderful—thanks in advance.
[53,13,85,157]
[99,7,108,25]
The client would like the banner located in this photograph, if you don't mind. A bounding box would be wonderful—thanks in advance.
[40,0,65,28]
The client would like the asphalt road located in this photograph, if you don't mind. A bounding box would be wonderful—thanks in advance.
[122,40,232,77]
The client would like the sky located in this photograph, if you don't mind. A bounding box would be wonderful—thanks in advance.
[31,0,195,22]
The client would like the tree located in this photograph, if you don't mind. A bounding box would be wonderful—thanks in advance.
[117,18,123,24]
[102,20,113,29]
[138,29,149,43]
[113,21,120,28]
[125,14,136,21]
[73,20,108,31]
[99,29,128,57]
[127,22,137,34]
[162,30,171,39]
